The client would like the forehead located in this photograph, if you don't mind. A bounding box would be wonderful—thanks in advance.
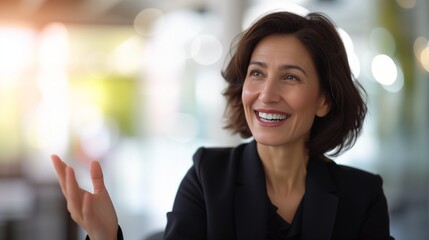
[251,34,315,66]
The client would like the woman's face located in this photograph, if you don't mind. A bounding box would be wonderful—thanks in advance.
[242,34,329,148]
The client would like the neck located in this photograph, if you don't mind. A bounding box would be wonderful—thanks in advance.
[257,142,308,195]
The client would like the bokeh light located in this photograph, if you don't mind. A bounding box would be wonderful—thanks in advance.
[0,27,34,83]
[413,36,427,59]
[134,8,165,37]
[371,54,398,86]
[420,47,429,72]
[382,65,404,93]
[338,28,361,78]
[191,34,223,65]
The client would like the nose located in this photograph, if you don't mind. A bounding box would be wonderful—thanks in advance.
[259,78,281,103]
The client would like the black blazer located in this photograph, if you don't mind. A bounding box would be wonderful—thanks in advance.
[164,140,394,240]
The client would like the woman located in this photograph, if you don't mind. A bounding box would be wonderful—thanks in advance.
[52,11,394,240]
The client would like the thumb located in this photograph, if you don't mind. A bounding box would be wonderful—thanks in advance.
[90,161,105,194]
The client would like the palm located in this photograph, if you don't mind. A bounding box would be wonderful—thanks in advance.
[52,155,118,240]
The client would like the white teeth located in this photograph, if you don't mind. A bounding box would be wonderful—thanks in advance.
[258,112,288,121]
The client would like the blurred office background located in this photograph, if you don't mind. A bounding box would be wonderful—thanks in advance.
[0,0,428,239]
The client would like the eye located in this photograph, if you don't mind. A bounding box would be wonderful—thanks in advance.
[284,74,299,81]
[249,70,264,77]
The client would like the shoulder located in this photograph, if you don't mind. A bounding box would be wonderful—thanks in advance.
[324,160,385,202]
[326,160,383,186]
[191,142,249,176]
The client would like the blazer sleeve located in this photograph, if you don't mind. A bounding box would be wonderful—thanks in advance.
[84,226,124,240]
[358,175,394,240]
[164,148,207,240]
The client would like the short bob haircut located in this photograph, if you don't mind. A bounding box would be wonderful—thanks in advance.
[222,11,367,157]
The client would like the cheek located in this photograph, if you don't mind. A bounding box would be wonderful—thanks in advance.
[286,88,320,112]
[241,81,257,106]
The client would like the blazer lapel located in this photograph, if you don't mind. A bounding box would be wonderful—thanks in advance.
[234,140,267,240]
[301,157,338,240]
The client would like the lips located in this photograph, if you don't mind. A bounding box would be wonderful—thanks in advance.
[255,110,290,125]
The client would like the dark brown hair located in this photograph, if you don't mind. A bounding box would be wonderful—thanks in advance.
[222,11,367,157]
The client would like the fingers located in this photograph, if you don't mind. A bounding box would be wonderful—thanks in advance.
[51,155,68,196]
[90,161,105,194]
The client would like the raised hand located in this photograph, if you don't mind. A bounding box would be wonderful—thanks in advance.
[51,155,119,240]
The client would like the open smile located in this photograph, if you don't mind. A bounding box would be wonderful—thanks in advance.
[255,110,290,123]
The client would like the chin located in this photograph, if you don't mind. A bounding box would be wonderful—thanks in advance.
[252,134,287,147]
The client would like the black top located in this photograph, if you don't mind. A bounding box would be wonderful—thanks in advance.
[266,196,303,240]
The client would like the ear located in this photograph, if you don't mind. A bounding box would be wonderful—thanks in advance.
[316,93,330,117]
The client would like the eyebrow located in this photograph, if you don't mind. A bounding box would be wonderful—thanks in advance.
[248,60,307,76]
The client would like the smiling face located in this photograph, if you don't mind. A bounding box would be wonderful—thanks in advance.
[242,34,330,149]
